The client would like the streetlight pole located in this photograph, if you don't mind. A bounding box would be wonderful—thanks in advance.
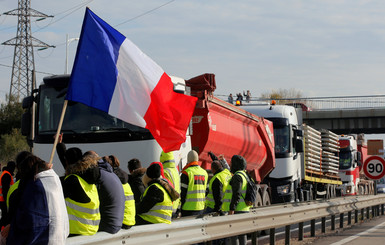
[65,34,79,74]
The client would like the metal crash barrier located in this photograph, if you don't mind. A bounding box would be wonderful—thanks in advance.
[67,195,385,245]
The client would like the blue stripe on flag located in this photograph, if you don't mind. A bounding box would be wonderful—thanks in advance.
[66,8,126,112]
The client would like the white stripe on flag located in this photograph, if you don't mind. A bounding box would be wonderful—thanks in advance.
[109,38,164,127]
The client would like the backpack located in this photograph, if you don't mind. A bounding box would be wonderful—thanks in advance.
[239,171,257,207]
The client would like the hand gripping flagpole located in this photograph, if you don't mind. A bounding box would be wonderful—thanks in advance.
[48,100,68,165]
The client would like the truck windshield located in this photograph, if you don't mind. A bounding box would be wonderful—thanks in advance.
[274,126,290,156]
[37,86,152,141]
[339,151,352,170]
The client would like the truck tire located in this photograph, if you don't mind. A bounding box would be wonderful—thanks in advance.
[262,189,271,206]
[255,191,263,207]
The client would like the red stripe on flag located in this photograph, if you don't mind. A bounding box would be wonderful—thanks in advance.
[144,73,197,152]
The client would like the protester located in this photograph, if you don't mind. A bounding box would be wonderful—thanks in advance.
[228,93,233,104]
[63,151,100,236]
[160,151,181,218]
[222,155,250,245]
[6,154,69,244]
[56,133,83,182]
[127,158,146,204]
[243,90,251,103]
[86,151,125,234]
[0,162,15,229]
[135,164,178,225]
[180,150,208,217]
[1,151,32,243]
[106,155,129,184]
[205,160,232,215]
[105,155,135,229]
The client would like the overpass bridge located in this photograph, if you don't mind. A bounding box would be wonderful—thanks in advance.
[303,107,385,134]
[216,94,385,134]
[269,95,385,134]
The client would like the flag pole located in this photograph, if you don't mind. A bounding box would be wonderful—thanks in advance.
[48,100,68,165]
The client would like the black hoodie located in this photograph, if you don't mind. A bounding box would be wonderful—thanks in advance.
[229,155,247,211]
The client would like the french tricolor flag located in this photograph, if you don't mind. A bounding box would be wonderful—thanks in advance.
[66,8,197,152]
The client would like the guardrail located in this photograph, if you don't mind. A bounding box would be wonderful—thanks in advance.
[66,195,385,245]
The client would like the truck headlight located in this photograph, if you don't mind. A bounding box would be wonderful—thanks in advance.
[277,184,290,195]
[346,186,352,194]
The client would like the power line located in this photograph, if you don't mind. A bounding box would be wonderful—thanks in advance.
[32,0,94,33]
[115,0,176,27]
[0,63,54,75]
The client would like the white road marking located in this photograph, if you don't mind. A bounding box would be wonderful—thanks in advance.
[330,221,385,245]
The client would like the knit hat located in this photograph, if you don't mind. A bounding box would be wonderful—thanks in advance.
[230,155,247,173]
[146,163,161,179]
[187,150,199,163]
[65,147,83,165]
[150,162,165,178]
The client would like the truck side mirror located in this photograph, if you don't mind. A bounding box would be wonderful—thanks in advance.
[21,112,31,137]
[22,96,34,109]
[295,139,304,153]
[295,129,303,137]
[356,151,362,165]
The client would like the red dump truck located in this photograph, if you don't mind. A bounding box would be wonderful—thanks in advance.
[21,73,276,206]
[186,74,276,206]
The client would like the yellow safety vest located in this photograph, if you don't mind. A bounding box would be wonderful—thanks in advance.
[163,165,181,214]
[182,166,208,211]
[122,183,135,226]
[65,174,100,235]
[6,179,19,210]
[139,183,173,224]
[206,169,232,209]
[222,170,250,212]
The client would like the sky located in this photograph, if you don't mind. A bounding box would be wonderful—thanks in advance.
[1,0,385,101]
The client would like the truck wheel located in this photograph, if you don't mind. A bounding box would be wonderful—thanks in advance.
[332,185,336,198]
[262,190,271,206]
[255,191,263,207]
[358,185,364,195]
[309,185,314,201]
[326,184,331,200]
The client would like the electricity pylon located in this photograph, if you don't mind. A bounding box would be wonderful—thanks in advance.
[2,0,54,102]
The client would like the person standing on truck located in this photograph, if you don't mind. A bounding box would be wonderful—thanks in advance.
[127,158,146,204]
[135,164,178,225]
[180,150,208,217]
[228,93,234,104]
[243,90,251,103]
[105,155,135,229]
[160,151,181,218]
[63,151,101,236]
[6,154,69,244]
[0,161,15,229]
[222,155,250,245]
[86,151,125,234]
[205,160,232,215]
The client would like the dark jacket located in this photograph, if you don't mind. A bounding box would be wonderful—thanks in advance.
[128,168,146,203]
[97,161,125,234]
[63,155,100,203]
[113,167,129,184]
[211,169,225,212]
[229,155,247,211]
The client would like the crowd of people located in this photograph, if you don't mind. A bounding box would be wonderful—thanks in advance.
[228,90,252,105]
[0,136,253,245]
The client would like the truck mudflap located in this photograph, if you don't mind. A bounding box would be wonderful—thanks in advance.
[186,74,275,183]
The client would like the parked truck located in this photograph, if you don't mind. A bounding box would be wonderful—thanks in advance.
[338,134,374,196]
[21,73,276,206]
[239,103,342,203]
